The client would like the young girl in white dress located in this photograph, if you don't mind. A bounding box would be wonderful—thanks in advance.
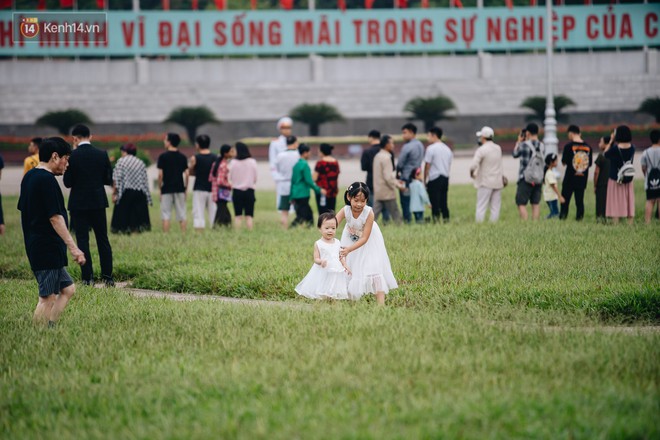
[336,182,398,305]
[295,211,351,300]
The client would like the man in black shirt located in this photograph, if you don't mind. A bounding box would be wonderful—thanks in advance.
[360,129,382,204]
[157,133,189,233]
[63,124,114,286]
[360,129,393,220]
[560,125,592,221]
[18,137,86,326]
[188,134,217,231]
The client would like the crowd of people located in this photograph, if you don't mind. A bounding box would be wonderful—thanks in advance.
[471,124,660,225]
[2,119,659,322]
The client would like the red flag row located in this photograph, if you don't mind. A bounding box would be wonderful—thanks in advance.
[0,0,572,10]
[0,0,105,8]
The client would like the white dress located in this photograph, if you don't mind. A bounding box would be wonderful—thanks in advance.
[295,238,349,300]
[340,205,397,300]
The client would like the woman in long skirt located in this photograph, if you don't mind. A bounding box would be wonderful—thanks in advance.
[210,144,235,227]
[111,143,151,234]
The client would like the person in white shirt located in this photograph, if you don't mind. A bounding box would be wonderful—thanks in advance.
[469,126,505,223]
[275,136,301,228]
[269,117,293,208]
[424,126,453,222]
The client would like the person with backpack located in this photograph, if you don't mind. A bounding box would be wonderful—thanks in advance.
[641,129,660,224]
[559,125,592,221]
[603,125,636,224]
[513,123,545,221]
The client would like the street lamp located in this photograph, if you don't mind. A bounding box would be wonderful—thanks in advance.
[543,0,558,156]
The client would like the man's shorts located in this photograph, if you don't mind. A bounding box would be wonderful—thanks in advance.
[278,195,290,211]
[161,192,187,221]
[515,180,542,206]
[33,268,74,297]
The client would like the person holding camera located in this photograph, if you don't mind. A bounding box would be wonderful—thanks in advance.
[513,123,545,221]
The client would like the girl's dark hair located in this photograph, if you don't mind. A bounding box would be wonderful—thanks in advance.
[409,167,421,182]
[544,153,557,175]
[343,182,370,205]
[615,125,632,143]
[379,134,392,149]
[317,211,337,228]
[320,143,334,156]
[235,142,251,160]
[212,144,233,177]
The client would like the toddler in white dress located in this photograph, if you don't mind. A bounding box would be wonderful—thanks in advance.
[295,212,351,300]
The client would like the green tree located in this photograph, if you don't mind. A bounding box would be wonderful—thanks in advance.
[520,95,576,124]
[403,95,456,132]
[164,106,220,143]
[35,109,93,135]
[290,103,344,136]
[637,97,660,123]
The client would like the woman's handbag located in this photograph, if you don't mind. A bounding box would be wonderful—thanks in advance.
[217,187,232,202]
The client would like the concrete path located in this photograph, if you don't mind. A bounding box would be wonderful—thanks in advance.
[103,282,659,335]
[106,282,308,308]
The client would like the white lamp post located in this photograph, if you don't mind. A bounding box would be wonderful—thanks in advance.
[543,0,558,156]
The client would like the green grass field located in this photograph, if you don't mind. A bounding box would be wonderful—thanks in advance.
[1,183,658,438]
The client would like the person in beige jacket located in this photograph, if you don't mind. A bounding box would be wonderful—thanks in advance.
[373,135,403,224]
[470,126,504,223]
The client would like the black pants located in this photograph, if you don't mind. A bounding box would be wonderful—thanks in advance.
[0,192,4,226]
[71,209,113,282]
[595,185,608,220]
[559,180,586,221]
[291,198,314,227]
[314,192,336,215]
[427,175,449,221]
[214,200,232,227]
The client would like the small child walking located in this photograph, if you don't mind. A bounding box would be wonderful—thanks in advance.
[336,182,398,305]
[409,167,431,224]
[594,135,611,223]
[295,211,351,300]
[543,153,565,219]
